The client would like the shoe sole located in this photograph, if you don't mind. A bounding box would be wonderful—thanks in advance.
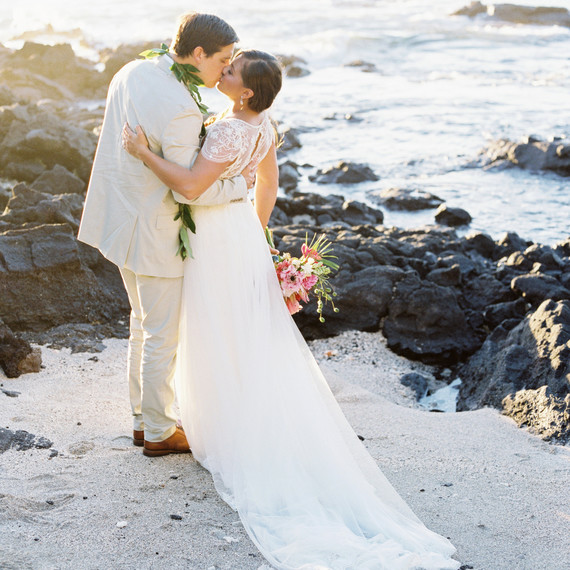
[133,438,144,447]
[142,448,191,457]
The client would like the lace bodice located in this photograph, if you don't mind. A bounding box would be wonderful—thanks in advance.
[201,114,274,179]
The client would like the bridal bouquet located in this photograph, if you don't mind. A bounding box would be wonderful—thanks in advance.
[265,229,339,322]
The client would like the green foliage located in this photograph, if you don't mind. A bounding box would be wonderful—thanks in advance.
[174,204,196,260]
[140,44,208,259]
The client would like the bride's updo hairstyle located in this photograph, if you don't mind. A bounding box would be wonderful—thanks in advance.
[236,50,283,113]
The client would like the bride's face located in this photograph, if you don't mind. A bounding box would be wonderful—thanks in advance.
[217,56,247,102]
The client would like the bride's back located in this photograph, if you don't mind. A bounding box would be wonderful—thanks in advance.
[201,114,274,180]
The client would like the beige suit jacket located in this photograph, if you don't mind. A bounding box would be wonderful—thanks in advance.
[78,54,247,278]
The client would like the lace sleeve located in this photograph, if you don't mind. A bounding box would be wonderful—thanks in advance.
[201,120,242,163]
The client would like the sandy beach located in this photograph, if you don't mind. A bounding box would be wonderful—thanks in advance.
[1,332,568,570]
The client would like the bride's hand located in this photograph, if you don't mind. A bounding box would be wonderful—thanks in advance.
[122,123,149,160]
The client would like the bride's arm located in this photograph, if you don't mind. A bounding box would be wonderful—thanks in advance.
[123,124,231,201]
[254,140,278,228]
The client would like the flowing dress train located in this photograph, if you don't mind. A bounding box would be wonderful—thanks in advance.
[175,114,460,570]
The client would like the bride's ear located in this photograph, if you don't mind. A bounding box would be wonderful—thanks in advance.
[242,88,254,102]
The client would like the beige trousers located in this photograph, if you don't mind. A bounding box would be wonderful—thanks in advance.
[119,268,183,442]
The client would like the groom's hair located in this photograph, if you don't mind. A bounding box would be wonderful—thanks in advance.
[171,13,239,57]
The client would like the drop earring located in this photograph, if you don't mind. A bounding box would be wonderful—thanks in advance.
[240,95,245,110]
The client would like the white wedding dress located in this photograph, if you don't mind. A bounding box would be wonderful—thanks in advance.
[175,114,460,570]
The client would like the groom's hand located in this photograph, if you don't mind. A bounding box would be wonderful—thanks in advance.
[241,162,257,189]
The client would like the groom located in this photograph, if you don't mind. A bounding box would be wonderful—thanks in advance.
[78,13,252,456]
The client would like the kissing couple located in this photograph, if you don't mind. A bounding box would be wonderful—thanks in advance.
[78,11,460,569]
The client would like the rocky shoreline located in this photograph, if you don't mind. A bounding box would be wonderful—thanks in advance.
[0,40,568,444]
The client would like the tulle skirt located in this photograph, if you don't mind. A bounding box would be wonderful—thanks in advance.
[175,201,460,570]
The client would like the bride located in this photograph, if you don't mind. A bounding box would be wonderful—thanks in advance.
[122,48,460,570]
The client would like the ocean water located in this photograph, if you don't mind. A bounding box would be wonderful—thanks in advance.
[1,0,569,244]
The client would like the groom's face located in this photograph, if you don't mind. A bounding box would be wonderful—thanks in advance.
[198,43,235,88]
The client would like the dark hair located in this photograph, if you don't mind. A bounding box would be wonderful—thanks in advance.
[236,50,283,113]
[171,13,239,58]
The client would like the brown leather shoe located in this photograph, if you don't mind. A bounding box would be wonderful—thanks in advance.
[133,430,144,447]
[143,426,191,457]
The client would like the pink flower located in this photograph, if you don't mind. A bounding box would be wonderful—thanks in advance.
[302,274,318,290]
[302,243,321,260]
[285,295,302,315]
[276,259,292,276]
[281,271,305,297]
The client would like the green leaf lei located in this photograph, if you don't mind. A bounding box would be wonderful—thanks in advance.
[139,43,208,260]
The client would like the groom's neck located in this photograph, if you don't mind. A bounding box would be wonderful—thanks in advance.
[170,52,197,67]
